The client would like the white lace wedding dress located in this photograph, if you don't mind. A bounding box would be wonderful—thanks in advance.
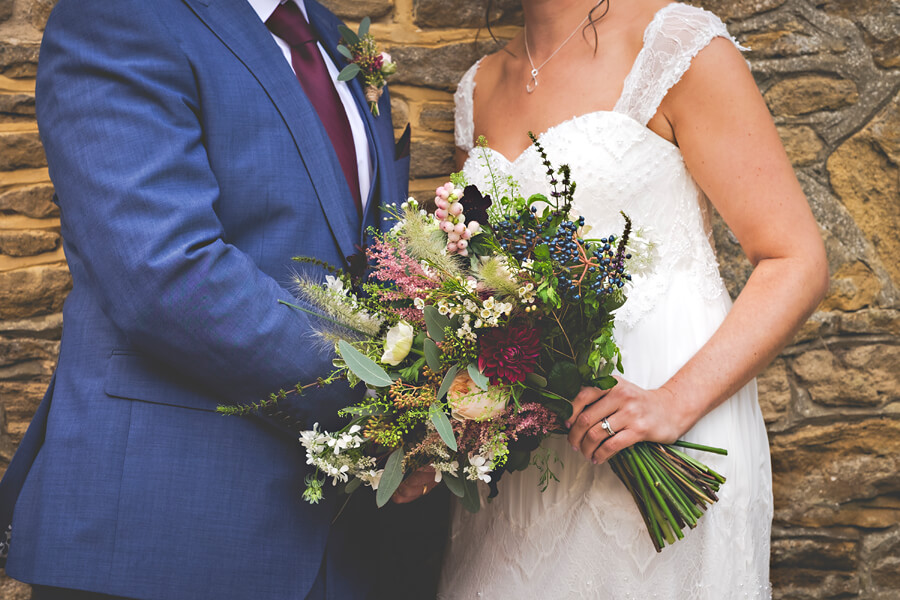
[438,4,773,599]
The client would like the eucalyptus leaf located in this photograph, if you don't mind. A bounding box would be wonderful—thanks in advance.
[337,63,361,82]
[338,24,360,46]
[338,340,393,388]
[344,478,362,494]
[424,306,450,341]
[423,338,441,372]
[429,402,458,451]
[336,44,353,59]
[526,372,548,388]
[340,405,388,417]
[437,365,459,401]
[375,448,404,507]
[357,16,371,38]
[467,364,490,391]
[442,473,466,498]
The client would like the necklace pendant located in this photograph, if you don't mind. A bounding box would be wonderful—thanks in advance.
[526,69,539,94]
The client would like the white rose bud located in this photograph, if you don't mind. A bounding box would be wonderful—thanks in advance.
[447,371,509,421]
[381,321,414,366]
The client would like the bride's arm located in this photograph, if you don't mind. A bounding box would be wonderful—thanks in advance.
[567,37,829,463]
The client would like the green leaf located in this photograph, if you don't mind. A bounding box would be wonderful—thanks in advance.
[337,63,361,82]
[338,24,360,46]
[429,402,458,451]
[436,365,459,401]
[375,448,405,507]
[336,44,353,59]
[542,396,574,421]
[344,478,362,494]
[424,306,450,341]
[467,363,490,390]
[423,338,441,371]
[595,375,618,390]
[357,16,371,38]
[505,449,531,472]
[398,356,426,383]
[527,193,548,205]
[547,361,581,399]
[338,340,393,387]
[526,372,548,388]
[340,405,387,417]
[467,233,494,255]
[442,473,466,498]
[533,244,551,261]
[460,476,481,513]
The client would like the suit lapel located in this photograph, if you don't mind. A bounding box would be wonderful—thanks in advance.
[306,0,395,235]
[181,0,360,262]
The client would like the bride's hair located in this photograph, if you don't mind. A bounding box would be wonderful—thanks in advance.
[485,0,611,54]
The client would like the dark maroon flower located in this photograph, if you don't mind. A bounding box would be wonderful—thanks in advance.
[461,185,492,227]
[478,324,541,385]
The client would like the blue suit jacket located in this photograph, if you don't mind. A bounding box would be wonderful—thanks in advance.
[0,1,446,598]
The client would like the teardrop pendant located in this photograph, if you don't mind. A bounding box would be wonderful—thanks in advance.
[526,68,539,93]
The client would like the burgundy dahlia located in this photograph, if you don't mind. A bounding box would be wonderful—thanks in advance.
[478,324,541,385]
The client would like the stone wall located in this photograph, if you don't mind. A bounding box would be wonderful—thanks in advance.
[0,0,897,597]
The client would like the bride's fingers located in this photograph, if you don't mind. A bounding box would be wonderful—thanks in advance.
[576,412,624,461]
[565,385,614,429]
[567,395,620,456]
[591,428,638,465]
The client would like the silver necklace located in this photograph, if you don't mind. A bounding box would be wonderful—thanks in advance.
[524,15,590,93]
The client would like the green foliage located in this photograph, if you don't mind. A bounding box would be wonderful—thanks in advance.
[424,306,450,341]
[375,448,405,507]
[337,63,360,82]
[429,402,458,451]
[338,340,393,387]
[547,361,581,399]
[466,363,490,390]
[436,365,459,401]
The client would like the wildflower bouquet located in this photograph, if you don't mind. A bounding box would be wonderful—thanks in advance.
[220,135,726,552]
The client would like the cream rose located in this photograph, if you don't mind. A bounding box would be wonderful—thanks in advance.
[447,371,509,421]
[381,321,414,366]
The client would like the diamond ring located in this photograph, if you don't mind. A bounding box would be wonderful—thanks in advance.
[600,417,616,437]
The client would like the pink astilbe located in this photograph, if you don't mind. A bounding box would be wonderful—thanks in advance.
[366,237,439,324]
[504,403,559,441]
[453,417,504,456]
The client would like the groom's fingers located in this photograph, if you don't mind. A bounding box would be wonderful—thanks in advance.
[391,467,439,504]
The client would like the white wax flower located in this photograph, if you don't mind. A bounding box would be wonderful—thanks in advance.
[381,320,414,366]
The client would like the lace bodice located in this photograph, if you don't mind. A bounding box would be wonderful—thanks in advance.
[454,3,746,330]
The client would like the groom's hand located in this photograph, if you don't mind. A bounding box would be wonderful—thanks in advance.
[391,466,439,504]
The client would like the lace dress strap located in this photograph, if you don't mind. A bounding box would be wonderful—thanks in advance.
[614,3,747,126]
[454,58,484,152]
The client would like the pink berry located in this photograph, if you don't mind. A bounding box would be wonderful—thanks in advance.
[457,239,468,250]
[443,182,455,192]
[459,248,468,257]
[440,221,454,233]
[461,229,472,240]
[435,208,448,220]
[449,202,463,216]
[447,242,458,253]
[435,198,449,210]
[453,223,466,235]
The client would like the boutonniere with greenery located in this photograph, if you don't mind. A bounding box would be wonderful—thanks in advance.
[337,17,397,117]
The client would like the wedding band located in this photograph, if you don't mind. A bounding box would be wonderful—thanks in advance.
[601,417,616,437]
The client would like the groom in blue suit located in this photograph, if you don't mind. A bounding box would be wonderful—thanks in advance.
[0,0,447,598]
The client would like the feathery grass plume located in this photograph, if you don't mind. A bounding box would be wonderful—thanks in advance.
[476,256,520,298]
[399,205,461,276]
[291,272,384,338]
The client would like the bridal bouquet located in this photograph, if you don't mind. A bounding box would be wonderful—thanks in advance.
[220,135,726,551]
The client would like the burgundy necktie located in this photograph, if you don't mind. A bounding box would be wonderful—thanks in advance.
[267,1,362,214]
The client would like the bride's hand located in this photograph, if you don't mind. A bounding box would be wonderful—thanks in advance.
[565,378,692,465]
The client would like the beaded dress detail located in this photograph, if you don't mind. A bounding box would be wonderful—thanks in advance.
[439,4,772,599]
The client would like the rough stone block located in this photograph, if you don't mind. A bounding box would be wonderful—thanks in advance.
[827,92,900,287]
[0,42,40,79]
[0,230,60,257]
[414,0,521,29]
[741,16,848,59]
[771,536,858,571]
[770,419,900,528]
[0,337,60,368]
[0,313,63,339]
[0,94,36,123]
[771,568,859,600]
[29,0,58,31]
[0,184,58,218]
[0,130,47,171]
[0,0,12,24]
[820,260,882,312]
[390,95,409,131]
[0,264,72,320]
[0,571,30,600]
[693,0,788,21]
[776,125,824,167]
[791,344,899,407]
[757,358,791,426]
[420,102,454,133]
[390,41,499,91]
[318,0,392,20]
[764,75,859,116]
[410,138,455,179]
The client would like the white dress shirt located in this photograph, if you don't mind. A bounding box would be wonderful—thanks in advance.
[248,0,373,208]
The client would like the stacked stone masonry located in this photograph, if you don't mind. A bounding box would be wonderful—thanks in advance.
[0,0,897,598]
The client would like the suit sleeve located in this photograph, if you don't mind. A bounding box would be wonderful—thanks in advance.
[36,0,355,421]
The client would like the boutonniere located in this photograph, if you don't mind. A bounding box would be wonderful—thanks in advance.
[337,17,397,116]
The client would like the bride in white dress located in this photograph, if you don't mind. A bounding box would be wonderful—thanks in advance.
[435,1,828,598]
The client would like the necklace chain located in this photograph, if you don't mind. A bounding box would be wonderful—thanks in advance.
[524,15,590,93]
